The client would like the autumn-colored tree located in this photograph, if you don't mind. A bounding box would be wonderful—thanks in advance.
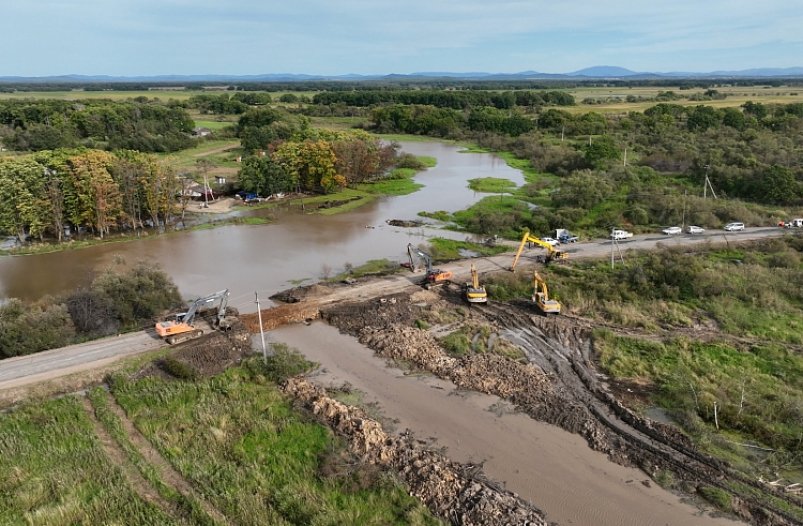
[64,150,122,238]
[272,139,343,193]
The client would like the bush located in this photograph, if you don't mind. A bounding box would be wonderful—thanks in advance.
[0,300,76,358]
[248,344,315,382]
[158,357,198,381]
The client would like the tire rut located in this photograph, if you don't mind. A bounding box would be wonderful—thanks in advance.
[100,390,232,526]
[481,301,803,526]
[80,396,185,524]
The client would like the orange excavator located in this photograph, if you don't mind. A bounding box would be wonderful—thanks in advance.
[407,243,453,288]
[155,289,236,344]
[510,231,568,271]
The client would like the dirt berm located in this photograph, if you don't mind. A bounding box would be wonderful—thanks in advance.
[283,376,548,526]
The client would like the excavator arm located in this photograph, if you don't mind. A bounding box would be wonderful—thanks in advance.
[156,289,231,344]
[510,231,567,271]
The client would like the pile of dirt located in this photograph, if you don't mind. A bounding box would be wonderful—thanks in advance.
[270,283,335,304]
[137,329,251,380]
[323,294,427,334]
[284,377,547,526]
[240,303,320,333]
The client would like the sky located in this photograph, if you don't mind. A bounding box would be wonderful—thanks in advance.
[2,0,802,76]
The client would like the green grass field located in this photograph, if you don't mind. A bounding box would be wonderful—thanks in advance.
[0,350,442,526]
[0,396,176,525]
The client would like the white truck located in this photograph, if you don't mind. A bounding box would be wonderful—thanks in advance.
[783,218,803,228]
[610,229,633,241]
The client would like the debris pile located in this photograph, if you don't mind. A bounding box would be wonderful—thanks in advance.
[284,377,547,526]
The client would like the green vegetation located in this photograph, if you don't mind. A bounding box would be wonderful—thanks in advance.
[0,263,181,358]
[426,238,508,261]
[487,239,803,476]
[467,177,517,193]
[0,396,175,525]
[439,324,524,361]
[0,99,195,152]
[331,259,400,282]
[87,388,214,525]
[107,358,440,526]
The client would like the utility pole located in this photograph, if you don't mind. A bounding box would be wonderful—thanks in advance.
[623,146,628,167]
[203,171,210,208]
[703,165,718,199]
[255,292,267,363]
[611,228,615,269]
[682,189,687,229]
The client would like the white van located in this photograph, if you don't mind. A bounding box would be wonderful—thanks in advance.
[723,222,745,231]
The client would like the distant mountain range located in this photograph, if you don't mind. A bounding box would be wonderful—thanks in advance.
[2,66,803,83]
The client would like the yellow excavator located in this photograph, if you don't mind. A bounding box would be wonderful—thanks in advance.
[532,271,561,315]
[510,231,568,271]
[462,263,488,304]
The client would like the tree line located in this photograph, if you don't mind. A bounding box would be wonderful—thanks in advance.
[312,89,574,109]
[0,149,182,242]
[0,99,195,152]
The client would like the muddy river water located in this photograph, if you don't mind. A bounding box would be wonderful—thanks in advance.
[0,141,522,311]
[271,322,743,526]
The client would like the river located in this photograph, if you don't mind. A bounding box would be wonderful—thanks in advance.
[0,141,523,311]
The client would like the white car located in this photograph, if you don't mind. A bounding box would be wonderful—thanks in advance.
[540,237,560,246]
[724,222,745,232]
[609,229,633,241]
[686,225,705,235]
[661,226,682,235]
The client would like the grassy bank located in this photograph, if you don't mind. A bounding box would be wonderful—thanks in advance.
[486,238,803,478]
[108,358,440,525]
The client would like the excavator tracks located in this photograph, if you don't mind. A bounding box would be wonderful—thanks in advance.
[478,300,803,525]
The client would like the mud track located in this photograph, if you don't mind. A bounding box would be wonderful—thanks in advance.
[323,293,802,526]
[480,301,802,526]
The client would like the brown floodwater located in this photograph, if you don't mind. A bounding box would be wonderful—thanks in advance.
[270,322,744,526]
[0,142,523,311]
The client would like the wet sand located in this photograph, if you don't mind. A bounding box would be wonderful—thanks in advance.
[269,322,743,526]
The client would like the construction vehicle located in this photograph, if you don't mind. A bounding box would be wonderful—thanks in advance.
[155,289,236,345]
[532,271,561,315]
[462,263,488,304]
[407,243,453,288]
[510,231,568,271]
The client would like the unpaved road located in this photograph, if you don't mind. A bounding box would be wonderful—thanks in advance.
[0,227,790,390]
[270,322,742,526]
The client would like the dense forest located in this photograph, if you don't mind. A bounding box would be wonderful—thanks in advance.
[0,106,400,242]
[0,99,195,152]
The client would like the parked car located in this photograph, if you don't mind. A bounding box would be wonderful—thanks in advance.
[610,229,633,241]
[540,237,560,246]
[661,226,682,235]
[686,225,705,235]
[724,222,745,231]
[556,229,579,243]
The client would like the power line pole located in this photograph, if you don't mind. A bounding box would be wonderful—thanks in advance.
[703,165,718,200]
[255,292,267,363]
